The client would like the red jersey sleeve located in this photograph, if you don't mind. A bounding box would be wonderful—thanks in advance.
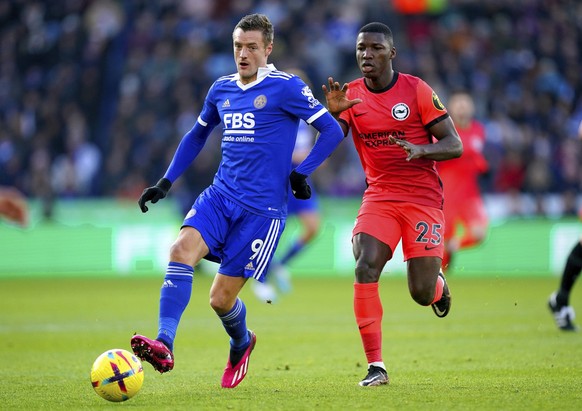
[416,80,448,127]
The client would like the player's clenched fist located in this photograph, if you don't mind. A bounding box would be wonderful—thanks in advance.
[138,178,172,212]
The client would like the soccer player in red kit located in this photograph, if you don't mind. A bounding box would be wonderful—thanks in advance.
[437,92,489,272]
[323,22,463,386]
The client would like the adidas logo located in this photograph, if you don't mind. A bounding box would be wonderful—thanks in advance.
[162,280,177,288]
[222,99,230,108]
[245,261,255,271]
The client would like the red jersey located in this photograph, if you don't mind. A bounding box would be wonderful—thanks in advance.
[339,72,449,209]
[437,120,487,198]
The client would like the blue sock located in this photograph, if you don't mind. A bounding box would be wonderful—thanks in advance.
[280,239,305,265]
[157,262,194,351]
[219,298,249,350]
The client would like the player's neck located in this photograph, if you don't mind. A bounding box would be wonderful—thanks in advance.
[364,69,395,91]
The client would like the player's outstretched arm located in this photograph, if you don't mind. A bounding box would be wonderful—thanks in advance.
[138,120,213,213]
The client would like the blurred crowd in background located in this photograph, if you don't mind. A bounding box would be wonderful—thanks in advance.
[0,0,581,219]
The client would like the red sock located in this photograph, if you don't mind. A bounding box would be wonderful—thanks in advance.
[354,282,383,364]
[431,275,444,304]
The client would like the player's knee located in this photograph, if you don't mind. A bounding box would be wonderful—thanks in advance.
[209,293,230,315]
[303,227,318,243]
[408,279,434,306]
[305,225,319,241]
[302,219,320,242]
[354,262,381,283]
[169,239,191,263]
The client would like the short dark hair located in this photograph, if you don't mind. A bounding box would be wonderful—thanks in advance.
[234,14,274,46]
[358,22,393,42]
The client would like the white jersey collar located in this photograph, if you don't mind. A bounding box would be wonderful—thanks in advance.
[236,64,276,90]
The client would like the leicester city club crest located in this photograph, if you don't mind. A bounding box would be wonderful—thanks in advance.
[254,95,267,109]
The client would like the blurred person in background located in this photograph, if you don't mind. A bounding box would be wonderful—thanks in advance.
[548,121,582,331]
[323,22,462,386]
[131,14,344,388]
[437,92,489,272]
[253,68,322,302]
[549,225,582,332]
[0,186,29,227]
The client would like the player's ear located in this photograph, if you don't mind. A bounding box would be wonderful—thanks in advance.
[265,42,273,58]
[390,47,396,60]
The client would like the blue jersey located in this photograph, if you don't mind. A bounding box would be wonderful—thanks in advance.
[198,65,327,218]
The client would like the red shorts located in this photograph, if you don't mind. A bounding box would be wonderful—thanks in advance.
[353,200,445,261]
[443,195,488,239]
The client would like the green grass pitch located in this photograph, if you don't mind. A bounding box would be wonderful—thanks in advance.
[1,274,581,410]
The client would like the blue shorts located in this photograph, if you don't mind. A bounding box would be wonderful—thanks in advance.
[183,185,286,282]
[287,181,319,215]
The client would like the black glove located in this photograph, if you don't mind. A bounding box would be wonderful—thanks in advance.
[289,170,311,200]
[138,178,172,213]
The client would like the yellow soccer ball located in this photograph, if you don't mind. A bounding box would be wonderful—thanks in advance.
[90,349,144,402]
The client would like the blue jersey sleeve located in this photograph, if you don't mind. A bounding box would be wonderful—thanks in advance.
[278,76,344,175]
[163,82,222,183]
[294,112,344,176]
[279,76,343,176]
[282,76,328,125]
[163,120,212,182]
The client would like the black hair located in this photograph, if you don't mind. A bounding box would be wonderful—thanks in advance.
[358,22,393,42]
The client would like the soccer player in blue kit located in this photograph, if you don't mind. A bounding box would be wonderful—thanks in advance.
[131,14,344,389]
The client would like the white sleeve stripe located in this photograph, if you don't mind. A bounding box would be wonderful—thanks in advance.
[197,116,208,127]
[267,73,292,80]
[306,107,328,125]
